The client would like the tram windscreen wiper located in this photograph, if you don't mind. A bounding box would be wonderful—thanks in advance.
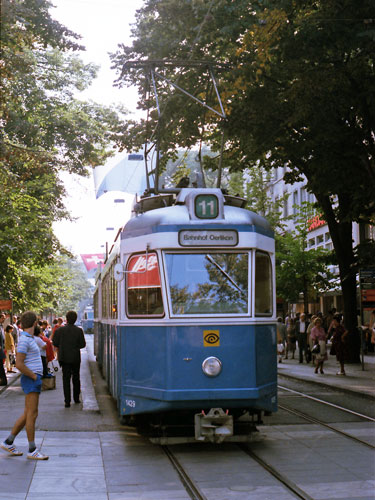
[205,254,244,295]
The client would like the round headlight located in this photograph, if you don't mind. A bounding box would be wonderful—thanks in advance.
[202,356,222,377]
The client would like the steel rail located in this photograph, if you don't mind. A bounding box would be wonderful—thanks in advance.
[239,444,315,500]
[278,403,375,450]
[278,384,375,422]
[162,445,207,500]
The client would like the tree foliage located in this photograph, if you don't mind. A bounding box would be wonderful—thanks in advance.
[276,204,336,311]
[0,0,127,310]
[112,0,374,353]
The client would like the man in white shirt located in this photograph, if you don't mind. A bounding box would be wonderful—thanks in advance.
[295,313,308,363]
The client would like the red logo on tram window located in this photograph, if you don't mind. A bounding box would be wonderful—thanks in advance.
[128,253,161,288]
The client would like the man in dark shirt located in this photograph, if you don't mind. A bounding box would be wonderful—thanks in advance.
[53,311,86,408]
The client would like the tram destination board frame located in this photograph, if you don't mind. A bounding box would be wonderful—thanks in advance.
[179,229,238,247]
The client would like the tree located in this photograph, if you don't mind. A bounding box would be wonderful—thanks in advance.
[111,0,375,361]
[0,0,128,307]
[13,256,91,315]
[276,205,336,313]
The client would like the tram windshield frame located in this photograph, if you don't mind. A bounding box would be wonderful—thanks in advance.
[164,251,250,317]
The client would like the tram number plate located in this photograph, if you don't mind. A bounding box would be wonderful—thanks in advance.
[126,399,136,408]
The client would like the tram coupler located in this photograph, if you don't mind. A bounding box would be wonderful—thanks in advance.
[194,408,233,443]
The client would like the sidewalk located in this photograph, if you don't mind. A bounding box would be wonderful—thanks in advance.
[1,337,374,499]
[0,338,99,411]
[278,350,375,399]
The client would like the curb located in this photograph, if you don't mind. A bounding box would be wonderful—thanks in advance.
[278,371,375,401]
[0,372,21,395]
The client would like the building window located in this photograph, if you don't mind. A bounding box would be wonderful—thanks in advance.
[308,192,316,203]
[308,237,315,248]
[317,235,324,245]
[325,232,331,242]
[283,193,289,217]
[293,190,299,220]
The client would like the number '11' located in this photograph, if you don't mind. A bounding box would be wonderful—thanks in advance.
[198,200,215,216]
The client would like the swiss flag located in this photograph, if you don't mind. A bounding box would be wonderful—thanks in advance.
[81,254,105,271]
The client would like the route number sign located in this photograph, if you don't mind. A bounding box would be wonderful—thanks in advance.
[195,194,218,219]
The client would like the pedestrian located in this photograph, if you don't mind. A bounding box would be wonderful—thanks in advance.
[295,313,308,363]
[0,313,5,343]
[307,315,317,363]
[50,317,63,342]
[331,314,348,376]
[42,320,52,338]
[285,317,297,359]
[310,317,328,374]
[4,325,16,373]
[0,328,7,386]
[324,308,336,335]
[276,317,287,363]
[33,325,48,378]
[0,311,49,460]
[53,310,86,408]
[11,316,19,347]
[40,323,55,371]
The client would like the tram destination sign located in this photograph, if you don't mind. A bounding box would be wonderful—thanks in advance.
[179,230,238,246]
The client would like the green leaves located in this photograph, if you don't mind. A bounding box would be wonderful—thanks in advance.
[1,0,128,310]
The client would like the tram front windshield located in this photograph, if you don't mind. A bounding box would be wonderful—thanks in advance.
[165,252,249,315]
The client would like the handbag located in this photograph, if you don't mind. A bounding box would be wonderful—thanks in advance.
[311,342,320,354]
[42,376,56,391]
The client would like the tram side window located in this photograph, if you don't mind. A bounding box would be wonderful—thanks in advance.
[255,251,273,316]
[126,252,164,317]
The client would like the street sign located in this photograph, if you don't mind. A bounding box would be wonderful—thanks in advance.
[0,299,12,310]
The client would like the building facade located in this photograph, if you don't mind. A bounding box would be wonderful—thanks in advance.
[267,167,373,318]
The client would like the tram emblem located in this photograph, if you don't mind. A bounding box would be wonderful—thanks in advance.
[203,330,220,347]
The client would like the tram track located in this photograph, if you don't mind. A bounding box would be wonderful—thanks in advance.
[159,387,375,500]
[162,445,207,500]
[278,384,375,449]
[238,444,315,500]
[162,442,320,500]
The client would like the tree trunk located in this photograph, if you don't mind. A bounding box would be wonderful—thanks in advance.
[317,195,360,363]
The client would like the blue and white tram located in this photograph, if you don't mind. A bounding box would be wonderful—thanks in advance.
[94,188,277,442]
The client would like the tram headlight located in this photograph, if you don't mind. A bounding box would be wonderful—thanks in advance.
[202,357,222,377]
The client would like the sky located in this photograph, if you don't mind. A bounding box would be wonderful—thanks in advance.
[51,0,144,257]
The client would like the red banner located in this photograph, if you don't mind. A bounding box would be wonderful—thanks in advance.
[127,253,160,288]
[80,254,105,271]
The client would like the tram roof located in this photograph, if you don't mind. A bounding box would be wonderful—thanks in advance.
[121,192,273,240]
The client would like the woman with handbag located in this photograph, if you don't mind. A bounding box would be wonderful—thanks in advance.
[310,317,328,374]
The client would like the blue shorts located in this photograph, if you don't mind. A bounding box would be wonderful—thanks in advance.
[20,374,42,394]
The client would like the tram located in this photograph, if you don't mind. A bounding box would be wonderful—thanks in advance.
[94,187,277,442]
[81,306,94,334]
